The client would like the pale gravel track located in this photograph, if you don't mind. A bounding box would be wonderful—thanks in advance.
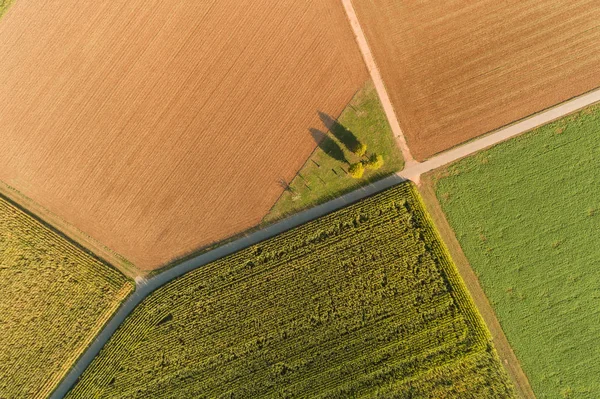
[341,0,415,164]
[341,2,600,397]
[50,44,600,399]
[398,86,600,182]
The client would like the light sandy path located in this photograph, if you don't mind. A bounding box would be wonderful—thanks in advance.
[343,2,600,395]
[399,86,600,181]
[341,0,415,164]
[394,87,600,398]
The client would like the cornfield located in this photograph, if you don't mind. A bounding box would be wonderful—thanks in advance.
[67,183,514,398]
[0,197,133,398]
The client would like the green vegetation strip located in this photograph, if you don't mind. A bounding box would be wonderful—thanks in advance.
[0,0,13,18]
[435,104,600,398]
[0,197,133,399]
[265,80,404,223]
[68,183,514,398]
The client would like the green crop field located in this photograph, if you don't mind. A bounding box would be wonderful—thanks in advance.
[264,80,404,223]
[68,183,514,398]
[0,197,133,399]
[0,0,13,18]
[434,104,600,398]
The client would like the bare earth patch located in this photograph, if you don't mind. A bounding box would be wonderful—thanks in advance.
[0,0,366,270]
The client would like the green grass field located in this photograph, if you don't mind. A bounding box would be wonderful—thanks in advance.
[434,104,600,398]
[264,80,404,223]
[0,197,133,398]
[67,183,514,399]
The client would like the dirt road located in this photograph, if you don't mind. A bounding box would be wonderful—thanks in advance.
[349,0,600,161]
[399,86,600,182]
[341,0,415,164]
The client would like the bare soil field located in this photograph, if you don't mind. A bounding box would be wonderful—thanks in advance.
[0,0,366,271]
[352,0,600,161]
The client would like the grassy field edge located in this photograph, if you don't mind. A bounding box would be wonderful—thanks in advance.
[264,79,404,223]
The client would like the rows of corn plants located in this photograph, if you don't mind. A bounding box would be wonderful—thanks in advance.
[67,183,514,398]
[0,197,133,399]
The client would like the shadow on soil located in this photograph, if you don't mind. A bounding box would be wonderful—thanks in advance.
[319,111,361,154]
[309,128,347,163]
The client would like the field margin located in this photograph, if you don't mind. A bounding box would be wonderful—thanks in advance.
[0,181,139,278]
[419,173,535,399]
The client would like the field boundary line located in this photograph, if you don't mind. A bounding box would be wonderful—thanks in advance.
[419,173,536,399]
[398,86,600,180]
[0,182,138,279]
[0,182,138,277]
[48,173,406,399]
[341,0,415,164]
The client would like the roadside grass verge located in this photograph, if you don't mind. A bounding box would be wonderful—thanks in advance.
[433,103,600,398]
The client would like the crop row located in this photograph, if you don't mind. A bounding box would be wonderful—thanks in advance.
[0,198,133,399]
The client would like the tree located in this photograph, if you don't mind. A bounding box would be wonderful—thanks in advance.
[365,153,384,170]
[352,142,367,157]
[348,162,365,178]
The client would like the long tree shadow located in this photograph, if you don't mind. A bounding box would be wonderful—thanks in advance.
[318,111,360,153]
[309,128,347,163]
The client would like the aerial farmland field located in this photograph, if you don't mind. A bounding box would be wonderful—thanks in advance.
[352,0,600,160]
[66,183,515,398]
[433,104,600,397]
[0,0,367,271]
[0,196,133,399]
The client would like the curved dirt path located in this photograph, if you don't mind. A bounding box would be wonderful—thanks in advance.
[341,0,415,165]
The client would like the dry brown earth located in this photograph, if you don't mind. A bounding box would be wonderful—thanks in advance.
[352,0,600,160]
[0,0,366,270]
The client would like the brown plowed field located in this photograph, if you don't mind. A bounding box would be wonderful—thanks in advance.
[0,1,366,270]
[352,0,600,161]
